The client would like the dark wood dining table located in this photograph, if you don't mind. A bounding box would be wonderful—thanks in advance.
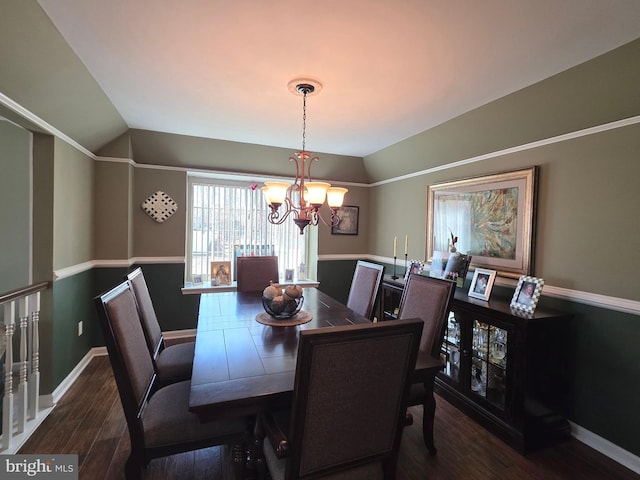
[188,287,443,422]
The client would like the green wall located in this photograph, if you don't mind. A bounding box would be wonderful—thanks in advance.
[360,40,640,457]
[51,270,96,389]
[0,0,128,152]
[128,129,368,184]
[53,139,94,270]
[0,121,31,293]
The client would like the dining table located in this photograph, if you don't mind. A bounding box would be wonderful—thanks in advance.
[188,287,443,422]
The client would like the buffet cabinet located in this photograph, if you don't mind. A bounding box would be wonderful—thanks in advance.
[379,275,571,452]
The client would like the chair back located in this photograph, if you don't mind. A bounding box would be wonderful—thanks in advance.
[398,273,456,357]
[346,260,385,320]
[236,256,279,292]
[127,267,163,358]
[286,319,423,479]
[94,282,155,441]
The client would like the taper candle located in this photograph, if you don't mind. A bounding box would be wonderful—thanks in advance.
[405,235,408,255]
[393,236,397,257]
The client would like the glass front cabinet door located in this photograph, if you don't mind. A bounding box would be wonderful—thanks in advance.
[437,291,572,453]
[440,311,512,417]
[469,318,510,414]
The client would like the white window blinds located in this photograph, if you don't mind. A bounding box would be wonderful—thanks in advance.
[187,180,306,283]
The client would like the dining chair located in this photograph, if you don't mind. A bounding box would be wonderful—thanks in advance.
[94,281,248,480]
[397,273,456,454]
[236,255,279,292]
[260,318,423,480]
[346,260,385,320]
[126,267,195,388]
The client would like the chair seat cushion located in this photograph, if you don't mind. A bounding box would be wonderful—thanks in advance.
[156,341,195,384]
[142,380,245,449]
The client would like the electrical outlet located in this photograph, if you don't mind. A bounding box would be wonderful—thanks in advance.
[78,321,83,336]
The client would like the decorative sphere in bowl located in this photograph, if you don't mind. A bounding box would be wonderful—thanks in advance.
[262,284,304,319]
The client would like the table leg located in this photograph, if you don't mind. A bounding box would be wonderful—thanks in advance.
[251,415,268,480]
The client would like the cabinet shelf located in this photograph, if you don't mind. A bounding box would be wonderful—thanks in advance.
[379,276,572,452]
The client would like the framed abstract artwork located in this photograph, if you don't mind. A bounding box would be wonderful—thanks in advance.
[426,167,538,278]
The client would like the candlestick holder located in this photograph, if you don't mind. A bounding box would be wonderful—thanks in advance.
[391,256,399,280]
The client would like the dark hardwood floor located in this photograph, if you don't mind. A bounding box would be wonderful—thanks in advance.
[19,355,639,480]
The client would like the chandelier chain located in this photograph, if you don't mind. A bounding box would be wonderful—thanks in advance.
[302,91,307,152]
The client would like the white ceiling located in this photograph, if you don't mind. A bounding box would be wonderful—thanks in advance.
[37,0,640,157]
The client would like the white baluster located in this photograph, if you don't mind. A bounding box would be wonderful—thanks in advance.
[2,302,15,450]
[28,292,40,419]
[16,298,28,433]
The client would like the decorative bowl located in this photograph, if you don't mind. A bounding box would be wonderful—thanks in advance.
[262,295,304,319]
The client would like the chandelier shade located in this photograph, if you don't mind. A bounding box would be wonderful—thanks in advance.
[327,187,348,208]
[263,79,348,234]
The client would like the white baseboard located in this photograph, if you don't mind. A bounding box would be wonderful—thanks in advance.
[50,347,107,405]
[570,422,640,475]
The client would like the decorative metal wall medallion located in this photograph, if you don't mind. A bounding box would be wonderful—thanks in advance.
[141,191,178,223]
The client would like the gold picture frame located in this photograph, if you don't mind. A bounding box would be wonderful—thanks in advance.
[426,167,537,278]
[211,261,232,285]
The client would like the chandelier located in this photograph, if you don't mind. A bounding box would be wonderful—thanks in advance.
[262,79,348,234]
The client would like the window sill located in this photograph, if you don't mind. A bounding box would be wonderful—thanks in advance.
[181,279,320,295]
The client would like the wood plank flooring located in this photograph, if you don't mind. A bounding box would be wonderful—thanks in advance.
[19,355,639,480]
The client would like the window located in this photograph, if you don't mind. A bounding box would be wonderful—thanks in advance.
[187,177,308,284]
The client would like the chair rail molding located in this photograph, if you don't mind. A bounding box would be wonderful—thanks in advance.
[320,255,640,317]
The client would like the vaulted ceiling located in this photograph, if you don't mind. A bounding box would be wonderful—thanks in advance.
[31,0,640,157]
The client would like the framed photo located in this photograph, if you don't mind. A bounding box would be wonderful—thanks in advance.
[510,275,544,314]
[426,167,538,278]
[404,261,424,281]
[428,250,448,279]
[331,205,359,235]
[468,268,497,301]
[211,261,232,285]
[285,268,295,282]
[442,252,472,287]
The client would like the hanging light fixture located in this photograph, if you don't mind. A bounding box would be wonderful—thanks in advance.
[262,79,348,234]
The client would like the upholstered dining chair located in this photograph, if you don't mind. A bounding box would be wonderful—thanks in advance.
[397,273,456,454]
[346,260,385,320]
[236,255,279,292]
[94,281,248,480]
[126,267,195,388]
[260,318,423,480]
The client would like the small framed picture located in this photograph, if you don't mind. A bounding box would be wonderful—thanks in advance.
[192,275,203,285]
[510,275,544,314]
[404,261,424,281]
[331,205,359,235]
[428,250,448,279]
[285,268,295,282]
[443,252,472,287]
[468,268,497,301]
[211,261,232,286]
